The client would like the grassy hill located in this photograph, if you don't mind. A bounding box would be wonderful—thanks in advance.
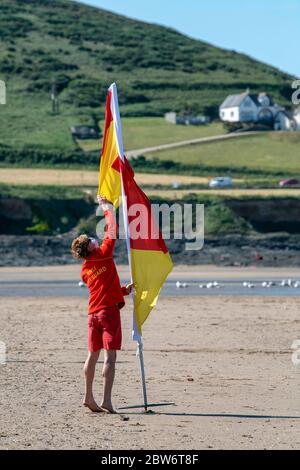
[0,0,296,153]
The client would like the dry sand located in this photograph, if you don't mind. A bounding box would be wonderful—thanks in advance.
[0,266,300,450]
[2,168,300,197]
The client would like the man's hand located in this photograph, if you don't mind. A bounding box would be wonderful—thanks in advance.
[97,195,113,211]
[125,283,134,295]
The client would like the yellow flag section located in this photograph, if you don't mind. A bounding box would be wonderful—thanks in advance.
[98,88,122,208]
[131,249,173,333]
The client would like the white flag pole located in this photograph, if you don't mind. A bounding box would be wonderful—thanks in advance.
[109,83,174,412]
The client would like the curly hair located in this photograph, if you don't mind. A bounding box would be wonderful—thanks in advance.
[71,234,90,259]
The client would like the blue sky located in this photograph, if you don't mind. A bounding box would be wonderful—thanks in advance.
[78,0,299,77]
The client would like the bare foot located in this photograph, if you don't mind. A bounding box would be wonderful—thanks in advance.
[83,399,104,413]
[100,403,117,414]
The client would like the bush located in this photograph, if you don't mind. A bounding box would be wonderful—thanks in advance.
[205,201,252,235]
[0,16,34,40]
[26,217,50,234]
[0,145,99,167]
[27,74,71,93]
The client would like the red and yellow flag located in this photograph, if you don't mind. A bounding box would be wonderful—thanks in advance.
[98,83,173,340]
[98,86,122,208]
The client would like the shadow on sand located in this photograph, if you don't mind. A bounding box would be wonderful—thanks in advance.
[121,410,300,420]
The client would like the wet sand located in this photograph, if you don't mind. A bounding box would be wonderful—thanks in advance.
[0,266,300,449]
[1,263,300,282]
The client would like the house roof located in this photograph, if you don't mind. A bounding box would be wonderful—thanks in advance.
[284,110,295,119]
[220,92,260,109]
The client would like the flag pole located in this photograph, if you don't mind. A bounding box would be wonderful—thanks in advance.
[137,340,148,411]
[120,173,149,412]
[110,83,174,413]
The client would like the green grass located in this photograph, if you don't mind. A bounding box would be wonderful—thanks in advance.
[77,118,224,152]
[145,132,300,176]
[0,86,78,151]
[1,129,299,183]
[123,119,224,149]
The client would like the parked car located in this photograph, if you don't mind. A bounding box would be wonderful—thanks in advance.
[209,177,233,189]
[279,178,299,187]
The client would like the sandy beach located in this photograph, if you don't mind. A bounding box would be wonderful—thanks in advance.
[0,265,300,450]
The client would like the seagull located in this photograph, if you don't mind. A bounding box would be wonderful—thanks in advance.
[78,281,85,288]
[176,281,188,288]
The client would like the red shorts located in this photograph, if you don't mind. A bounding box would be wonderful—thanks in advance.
[88,305,122,352]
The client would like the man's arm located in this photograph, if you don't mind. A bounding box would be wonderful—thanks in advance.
[98,196,117,257]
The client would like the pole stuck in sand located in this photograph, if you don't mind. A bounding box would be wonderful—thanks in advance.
[137,340,149,410]
[117,340,175,412]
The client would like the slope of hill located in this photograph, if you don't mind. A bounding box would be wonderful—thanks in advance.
[0,0,295,152]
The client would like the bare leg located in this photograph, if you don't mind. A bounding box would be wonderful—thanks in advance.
[101,350,117,413]
[83,350,102,412]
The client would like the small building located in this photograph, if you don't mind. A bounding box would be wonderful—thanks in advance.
[220,92,260,123]
[165,112,210,126]
[220,91,300,131]
[70,126,101,140]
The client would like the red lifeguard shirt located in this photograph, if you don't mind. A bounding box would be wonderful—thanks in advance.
[81,209,128,314]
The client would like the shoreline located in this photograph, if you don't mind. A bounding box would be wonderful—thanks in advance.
[1,263,300,278]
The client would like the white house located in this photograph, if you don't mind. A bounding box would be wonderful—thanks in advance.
[219,92,261,123]
[219,91,297,130]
